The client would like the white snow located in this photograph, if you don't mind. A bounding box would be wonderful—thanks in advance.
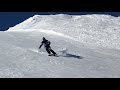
[0,14,120,78]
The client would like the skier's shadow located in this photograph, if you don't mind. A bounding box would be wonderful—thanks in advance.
[58,49,83,59]
[63,53,83,59]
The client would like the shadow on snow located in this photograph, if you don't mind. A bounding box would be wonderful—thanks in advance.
[58,49,83,59]
[63,53,83,59]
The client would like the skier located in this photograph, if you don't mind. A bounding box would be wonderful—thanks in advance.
[39,37,57,56]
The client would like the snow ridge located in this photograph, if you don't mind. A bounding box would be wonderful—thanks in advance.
[7,14,120,49]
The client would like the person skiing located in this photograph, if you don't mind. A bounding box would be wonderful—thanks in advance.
[39,37,57,56]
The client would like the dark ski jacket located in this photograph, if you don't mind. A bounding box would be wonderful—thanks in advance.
[39,40,51,48]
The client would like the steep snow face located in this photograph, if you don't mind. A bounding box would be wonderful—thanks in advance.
[1,31,120,78]
[1,14,120,78]
[7,14,120,49]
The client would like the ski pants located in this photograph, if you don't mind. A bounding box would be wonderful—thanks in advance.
[45,46,56,55]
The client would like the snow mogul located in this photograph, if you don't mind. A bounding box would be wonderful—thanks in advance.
[39,37,57,56]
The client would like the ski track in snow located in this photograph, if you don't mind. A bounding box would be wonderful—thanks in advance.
[1,14,120,78]
[1,31,120,78]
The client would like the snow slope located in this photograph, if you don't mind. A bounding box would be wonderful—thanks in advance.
[8,14,120,49]
[0,14,120,78]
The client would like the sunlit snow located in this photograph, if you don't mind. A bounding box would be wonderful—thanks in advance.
[0,14,120,78]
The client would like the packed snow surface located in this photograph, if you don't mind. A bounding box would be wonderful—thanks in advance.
[0,14,120,78]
